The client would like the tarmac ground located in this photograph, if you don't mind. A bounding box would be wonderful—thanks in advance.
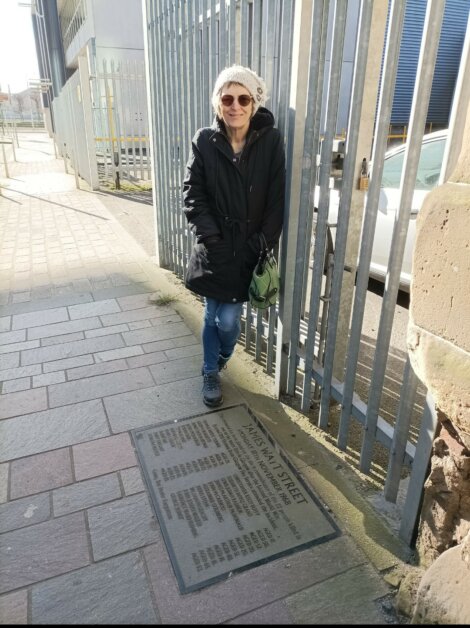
[0,131,411,624]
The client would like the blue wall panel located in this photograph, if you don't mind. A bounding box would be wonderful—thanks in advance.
[392,0,470,125]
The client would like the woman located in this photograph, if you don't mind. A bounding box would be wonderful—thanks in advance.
[183,65,285,407]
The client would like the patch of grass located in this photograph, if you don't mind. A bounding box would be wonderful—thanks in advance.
[101,180,153,193]
[148,294,177,306]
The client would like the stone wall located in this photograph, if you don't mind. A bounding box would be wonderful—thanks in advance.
[405,100,470,623]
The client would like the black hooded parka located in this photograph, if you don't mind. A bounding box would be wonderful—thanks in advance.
[183,107,285,303]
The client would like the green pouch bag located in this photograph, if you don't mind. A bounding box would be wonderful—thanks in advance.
[248,234,280,309]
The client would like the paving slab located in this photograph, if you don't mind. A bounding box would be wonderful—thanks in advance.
[0,464,8,504]
[53,473,121,516]
[27,316,101,340]
[47,366,154,407]
[30,552,159,624]
[0,590,28,625]
[10,448,73,499]
[0,512,90,593]
[20,333,125,366]
[0,492,51,533]
[87,493,160,561]
[120,467,146,496]
[142,534,366,624]
[0,387,48,420]
[0,399,109,462]
[103,376,242,433]
[72,432,137,481]
[284,563,390,624]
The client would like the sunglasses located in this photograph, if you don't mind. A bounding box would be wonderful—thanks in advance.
[220,94,253,107]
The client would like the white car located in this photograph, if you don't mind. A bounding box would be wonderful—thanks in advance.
[317,129,448,291]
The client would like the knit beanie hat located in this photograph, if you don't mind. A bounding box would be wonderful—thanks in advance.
[212,65,267,114]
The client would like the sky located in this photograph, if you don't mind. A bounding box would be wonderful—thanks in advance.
[0,0,40,93]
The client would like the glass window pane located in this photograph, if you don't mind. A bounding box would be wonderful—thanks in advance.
[381,137,445,190]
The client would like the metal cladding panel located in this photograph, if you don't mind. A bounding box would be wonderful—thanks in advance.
[391,0,470,125]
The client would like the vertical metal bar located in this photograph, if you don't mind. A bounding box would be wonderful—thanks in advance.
[251,0,262,74]
[384,358,420,502]
[103,59,117,186]
[110,59,123,184]
[255,310,264,362]
[219,0,227,71]
[174,0,185,276]
[124,59,136,182]
[244,302,252,351]
[167,0,180,272]
[180,0,192,275]
[360,0,445,473]
[276,0,295,157]
[274,0,315,397]
[285,0,326,397]
[263,0,276,100]
[210,0,217,90]
[159,0,176,269]
[301,0,347,409]
[318,0,374,426]
[135,59,145,182]
[78,53,99,190]
[143,0,160,259]
[171,0,184,277]
[194,0,203,130]
[266,305,276,375]
[228,0,236,65]
[201,0,210,123]
[338,0,407,450]
[313,252,334,403]
[440,11,470,185]
[1,143,10,179]
[399,392,437,546]
[260,0,268,79]
[240,0,249,67]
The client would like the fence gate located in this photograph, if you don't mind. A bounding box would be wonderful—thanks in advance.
[145,0,467,546]
[52,56,151,190]
[91,58,152,189]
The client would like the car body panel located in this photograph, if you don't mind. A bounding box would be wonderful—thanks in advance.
[315,129,448,291]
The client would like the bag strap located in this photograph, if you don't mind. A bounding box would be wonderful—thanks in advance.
[258,232,269,254]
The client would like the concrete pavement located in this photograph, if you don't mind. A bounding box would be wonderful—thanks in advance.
[0,131,410,624]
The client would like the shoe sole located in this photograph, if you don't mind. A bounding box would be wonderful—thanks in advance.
[203,396,223,408]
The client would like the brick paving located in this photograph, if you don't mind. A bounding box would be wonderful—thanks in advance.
[0,132,403,624]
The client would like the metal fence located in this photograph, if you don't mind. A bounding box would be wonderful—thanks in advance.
[144,0,468,546]
[52,57,151,190]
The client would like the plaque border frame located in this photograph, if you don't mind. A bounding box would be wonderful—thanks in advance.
[132,403,341,594]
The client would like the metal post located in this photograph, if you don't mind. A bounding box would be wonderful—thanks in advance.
[78,53,100,190]
[1,142,10,178]
[274,0,314,397]
[399,392,438,546]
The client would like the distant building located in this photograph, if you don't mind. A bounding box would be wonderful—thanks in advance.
[31,0,145,134]
[0,88,43,125]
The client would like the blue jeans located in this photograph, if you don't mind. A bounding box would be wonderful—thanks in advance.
[202,298,243,373]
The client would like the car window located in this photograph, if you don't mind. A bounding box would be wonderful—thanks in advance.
[381,137,446,190]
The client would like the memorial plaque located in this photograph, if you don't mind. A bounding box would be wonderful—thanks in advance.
[132,404,340,593]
